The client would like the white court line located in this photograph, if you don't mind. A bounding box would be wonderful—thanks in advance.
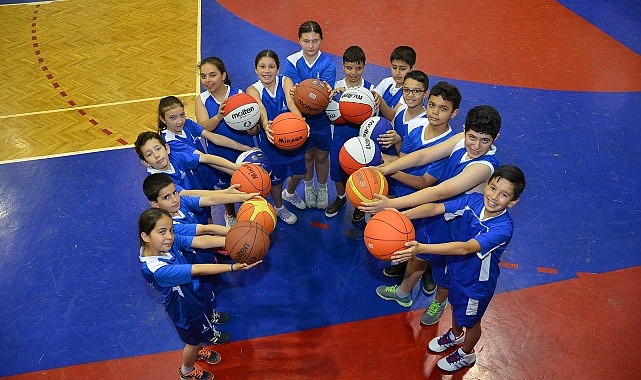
[0,93,197,120]
[0,144,135,165]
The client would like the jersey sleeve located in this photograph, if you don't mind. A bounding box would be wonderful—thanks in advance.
[284,54,301,84]
[173,223,197,236]
[152,262,193,288]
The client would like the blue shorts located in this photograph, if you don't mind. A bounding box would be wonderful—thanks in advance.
[214,171,231,190]
[448,285,492,328]
[270,156,306,186]
[329,124,359,182]
[175,312,217,346]
[307,130,330,151]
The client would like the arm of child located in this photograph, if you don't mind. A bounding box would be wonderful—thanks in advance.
[191,260,262,275]
[194,224,229,236]
[283,76,302,116]
[389,171,439,191]
[377,97,397,122]
[402,202,445,220]
[390,238,481,263]
[190,234,225,249]
[378,132,462,176]
[197,154,239,175]
[200,130,254,152]
[198,190,259,207]
[195,95,223,132]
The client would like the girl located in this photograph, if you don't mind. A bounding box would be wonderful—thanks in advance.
[246,49,307,224]
[195,57,258,227]
[283,20,336,210]
[138,208,261,380]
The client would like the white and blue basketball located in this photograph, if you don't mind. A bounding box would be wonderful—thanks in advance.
[325,92,346,124]
[339,87,376,124]
[359,116,393,146]
[223,93,261,131]
[338,136,382,175]
[236,149,272,174]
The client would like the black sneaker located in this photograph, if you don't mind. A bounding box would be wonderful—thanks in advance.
[210,310,230,324]
[382,262,407,278]
[208,328,231,345]
[421,262,436,295]
[351,208,365,224]
[325,196,346,217]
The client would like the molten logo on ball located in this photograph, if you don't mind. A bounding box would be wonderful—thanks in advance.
[230,106,257,120]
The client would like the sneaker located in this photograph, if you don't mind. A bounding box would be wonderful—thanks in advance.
[282,189,306,210]
[224,213,237,228]
[179,367,214,380]
[382,262,407,278]
[197,346,222,365]
[375,284,412,307]
[208,328,231,345]
[316,186,328,209]
[209,310,230,324]
[421,263,436,295]
[304,186,317,208]
[437,347,476,372]
[428,328,465,353]
[276,206,297,224]
[325,196,346,217]
[351,208,365,224]
[421,299,448,326]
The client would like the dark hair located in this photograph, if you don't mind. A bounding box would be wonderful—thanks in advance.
[403,70,429,91]
[157,96,184,133]
[490,165,526,199]
[390,46,416,67]
[464,105,501,138]
[134,131,165,160]
[138,208,172,247]
[198,56,232,86]
[343,45,366,64]
[298,20,323,39]
[428,81,462,110]
[143,173,174,201]
[255,49,280,69]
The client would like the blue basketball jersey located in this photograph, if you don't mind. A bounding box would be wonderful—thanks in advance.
[375,77,405,109]
[146,151,202,191]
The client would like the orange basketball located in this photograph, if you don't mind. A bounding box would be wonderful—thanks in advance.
[363,209,415,260]
[222,93,261,131]
[345,167,388,207]
[224,220,270,264]
[236,198,277,234]
[231,163,272,197]
[293,78,331,115]
[270,112,308,150]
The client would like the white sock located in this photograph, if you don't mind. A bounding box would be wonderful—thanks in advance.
[181,365,194,375]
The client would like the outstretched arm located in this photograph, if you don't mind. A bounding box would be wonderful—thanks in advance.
[378,132,462,176]
[198,154,239,175]
[191,260,262,275]
[390,238,481,263]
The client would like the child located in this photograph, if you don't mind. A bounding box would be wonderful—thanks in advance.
[325,46,376,223]
[246,49,307,224]
[283,20,337,210]
[364,105,501,326]
[138,208,262,380]
[375,46,416,122]
[195,56,258,226]
[393,165,526,372]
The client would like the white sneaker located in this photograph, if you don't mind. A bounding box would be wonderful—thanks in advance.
[437,347,476,372]
[282,189,307,210]
[275,206,297,224]
[316,186,328,209]
[224,213,237,227]
[304,186,317,208]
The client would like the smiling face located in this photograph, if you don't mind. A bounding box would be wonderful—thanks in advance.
[160,106,186,134]
[150,183,181,214]
[255,56,279,86]
[141,214,174,255]
[199,62,227,94]
[483,177,519,217]
[464,129,495,159]
[140,138,171,170]
[343,61,365,86]
[401,77,428,108]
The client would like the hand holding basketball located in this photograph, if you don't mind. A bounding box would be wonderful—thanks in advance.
[389,240,420,263]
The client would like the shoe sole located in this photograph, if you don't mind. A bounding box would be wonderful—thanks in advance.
[421,285,437,295]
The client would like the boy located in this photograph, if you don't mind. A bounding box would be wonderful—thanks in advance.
[325,46,376,223]
[363,105,501,326]
[393,165,526,371]
[375,46,416,122]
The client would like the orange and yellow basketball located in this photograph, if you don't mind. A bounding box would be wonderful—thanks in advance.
[345,167,388,207]
[236,198,277,234]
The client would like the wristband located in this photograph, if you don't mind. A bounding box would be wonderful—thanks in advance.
[230,263,234,272]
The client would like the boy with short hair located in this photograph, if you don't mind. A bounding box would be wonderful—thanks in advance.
[375,46,416,121]
[393,165,526,371]
[363,105,501,326]
[325,46,376,223]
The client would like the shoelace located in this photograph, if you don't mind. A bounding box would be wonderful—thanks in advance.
[184,368,207,379]
[438,331,456,346]
[425,300,443,316]
[446,350,464,364]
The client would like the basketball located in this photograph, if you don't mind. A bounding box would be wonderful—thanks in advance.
[363,209,415,260]
[345,166,388,207]
[325,92,346,124]
[236,198,277,234]
[339,136,382,175]
[270,112,308,150]
[339,87,376,124]
[235,148,272,175]
[230,163,272,197]
[293,78,331,115]
[225,220,270,264]
[222,93,261,131]
[359,116,392,146]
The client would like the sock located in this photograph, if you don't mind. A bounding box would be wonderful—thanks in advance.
[181,365,194,375]
[318,182,327,190]
[395,288,410,298]
[304,180,315,189]
[337,193,345,199]
[275,206,284,211]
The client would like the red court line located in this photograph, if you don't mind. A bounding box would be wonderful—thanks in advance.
[219,0,641,92]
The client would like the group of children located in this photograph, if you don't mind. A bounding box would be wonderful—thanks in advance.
[135,18,527,379]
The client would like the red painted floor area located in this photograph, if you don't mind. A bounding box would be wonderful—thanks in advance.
[6,266,639,379]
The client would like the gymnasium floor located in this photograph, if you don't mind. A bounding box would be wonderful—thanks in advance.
[1,1,640,379]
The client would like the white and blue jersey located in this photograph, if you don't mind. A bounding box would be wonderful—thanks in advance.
[139,234,216,333]
[389,121,455,197]
[374,77,405,109]
[284,51,336,140]
[442,192,514,300]
[146,151,202,191]
[392,104,427,145]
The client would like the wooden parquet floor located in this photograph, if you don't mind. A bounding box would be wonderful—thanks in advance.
[0,0,199,162]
